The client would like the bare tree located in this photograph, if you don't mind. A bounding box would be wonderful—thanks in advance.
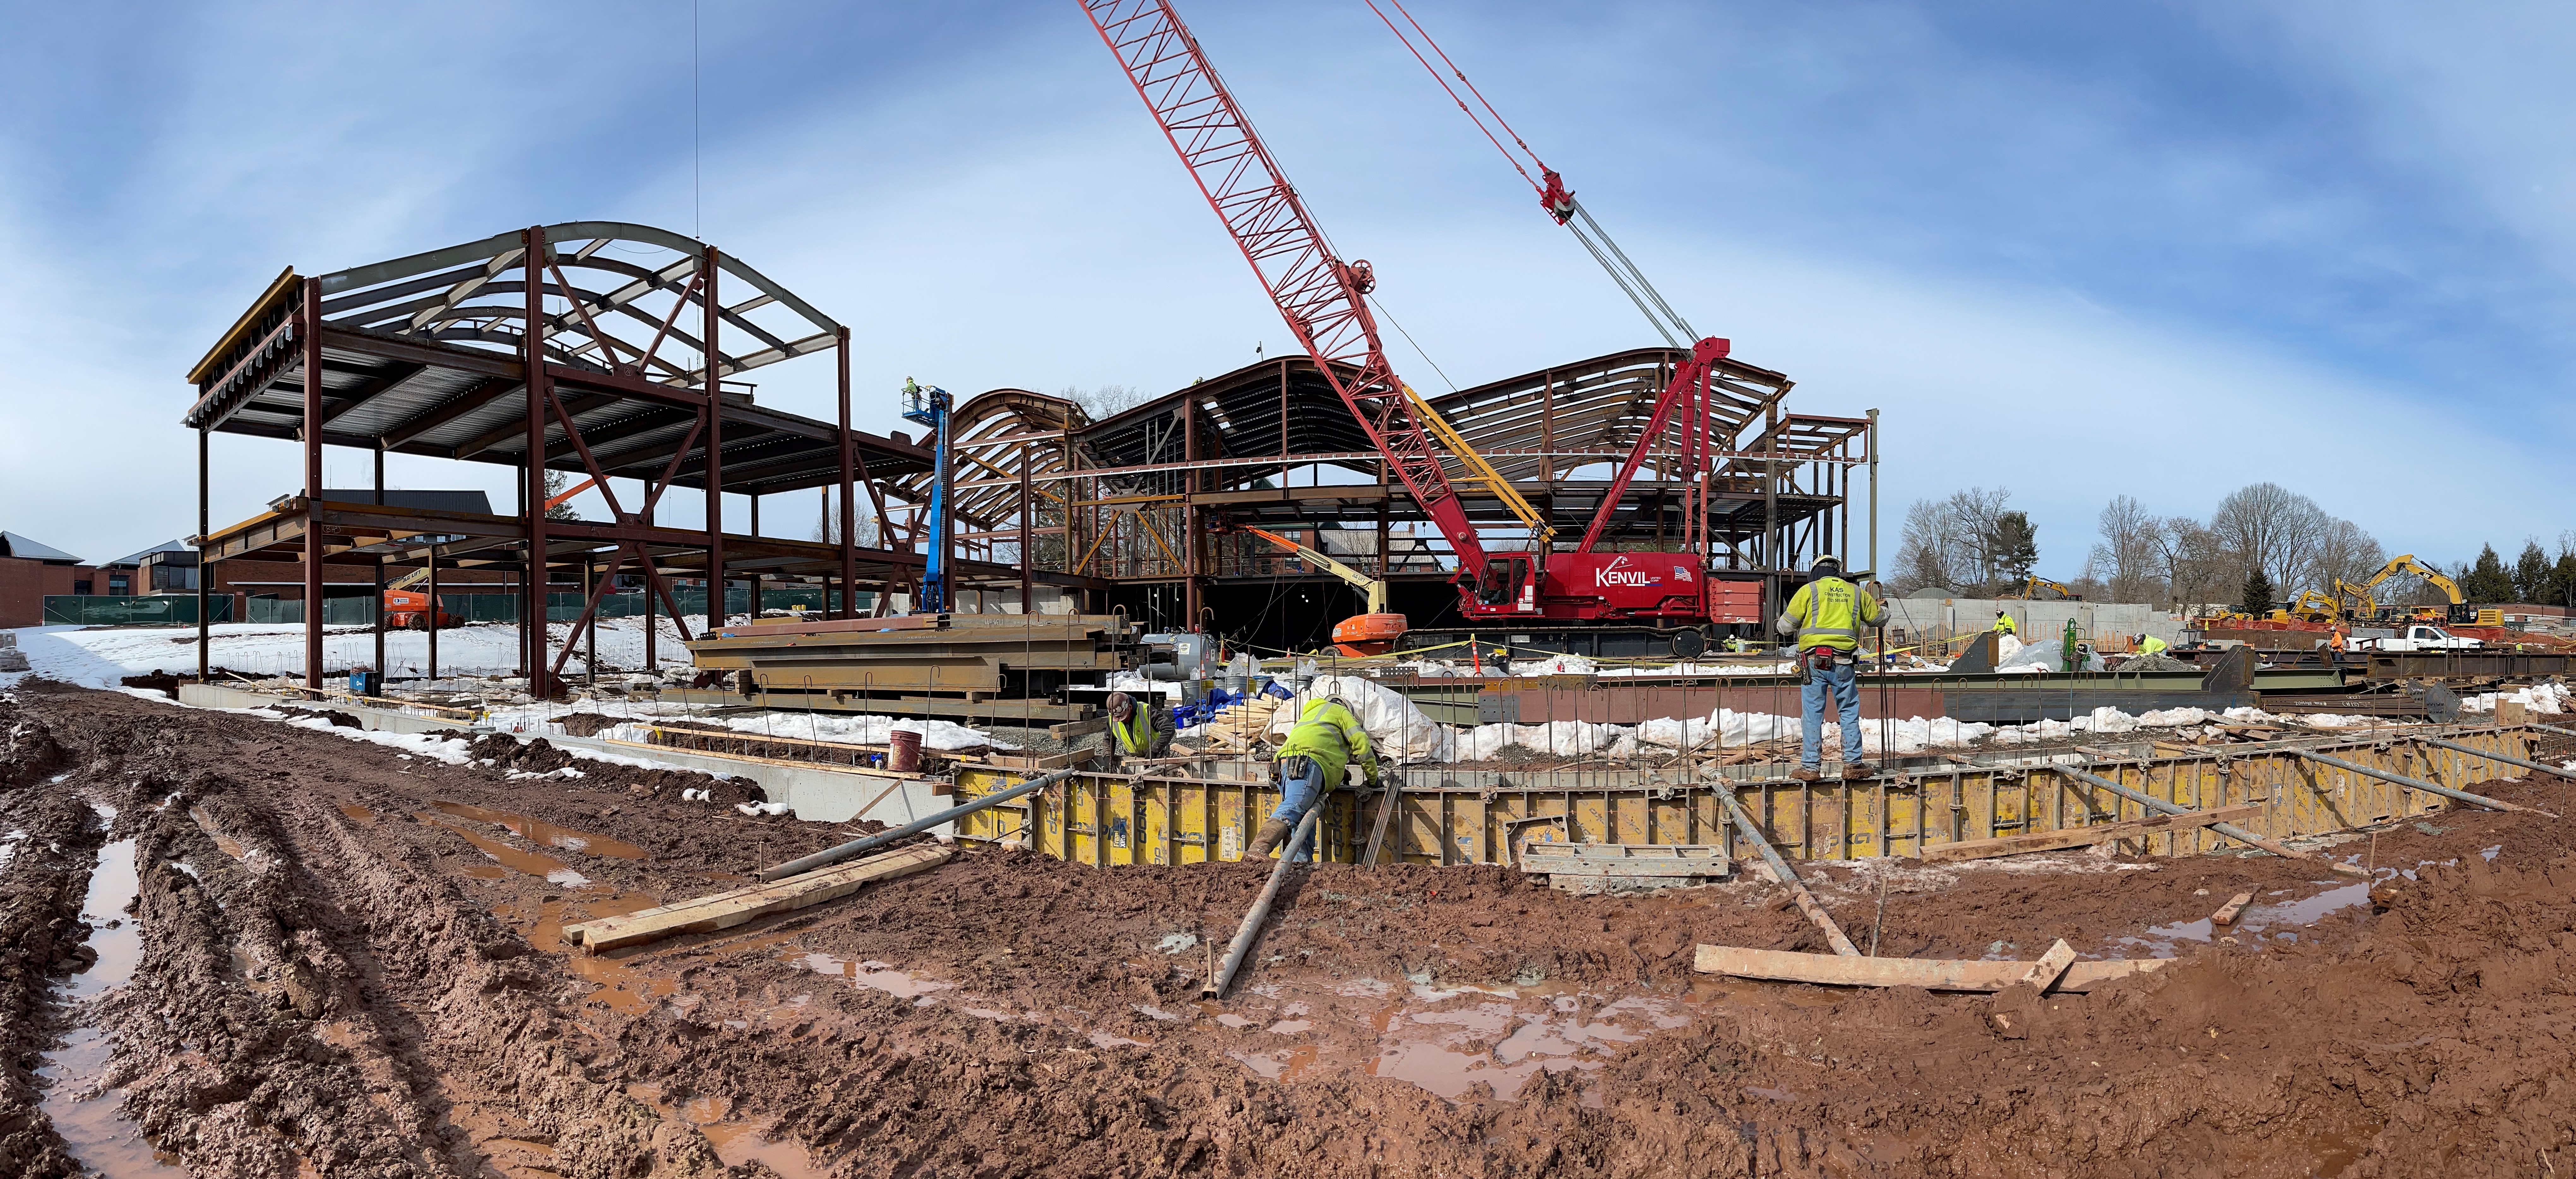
[2305,517,2386,599]
[2150,516,2234,610]
[1891,498,1956,593]
[2208,483,2329,593]
[815,497,880,548]
[1059,384,1148,420]
[2085,494,2161,603]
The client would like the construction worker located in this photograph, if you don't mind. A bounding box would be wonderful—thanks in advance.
[1776,555,1884,782]
[1095,690,1171,770]
[2327,629,2347,665]
[1250,693,1379,861]
[1992,610,2017,637]
[2133,633,2170,658]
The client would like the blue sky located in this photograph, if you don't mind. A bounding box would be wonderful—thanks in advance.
[2,0,2567,575]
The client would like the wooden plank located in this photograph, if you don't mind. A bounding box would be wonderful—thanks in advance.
[564,845,951,951]
[2210,891,2254,926]
[1691,944,2171,992]
[1051,718,1110,740]
[2015,938,2079,992]
[1915,804,2263,864]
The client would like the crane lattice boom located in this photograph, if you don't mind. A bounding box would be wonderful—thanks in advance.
[1078,0,1488,575]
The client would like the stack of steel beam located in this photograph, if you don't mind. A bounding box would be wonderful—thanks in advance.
[681,613,1138,721]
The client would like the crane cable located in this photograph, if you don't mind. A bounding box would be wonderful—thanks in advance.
[1365,0,1696,347]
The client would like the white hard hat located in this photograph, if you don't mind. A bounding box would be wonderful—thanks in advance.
[1807,554,1844,573]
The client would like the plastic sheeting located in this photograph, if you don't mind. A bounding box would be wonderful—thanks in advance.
[1261,673,1455,763]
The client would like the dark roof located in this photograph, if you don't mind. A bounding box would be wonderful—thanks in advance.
[316,489,493,514]
[0,531,83,564]
[105,540,192,567]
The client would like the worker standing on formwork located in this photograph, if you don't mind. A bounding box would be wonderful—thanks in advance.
[1993,610,2016,637]
[1249,694,1379,861]
[1777,555,1885,782]
[1095,690,1172,771]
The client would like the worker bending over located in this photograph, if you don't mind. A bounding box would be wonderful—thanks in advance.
[1251,694,1379,861]
[1993,610,2016,637]
[2132,633,2170,658]
[1095,690,1172,770]
[1776,555,1885,782]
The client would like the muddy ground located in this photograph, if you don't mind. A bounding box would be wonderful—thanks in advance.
[0,683,2572,1177]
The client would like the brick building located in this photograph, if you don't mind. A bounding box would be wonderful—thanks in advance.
[0,531,104,627]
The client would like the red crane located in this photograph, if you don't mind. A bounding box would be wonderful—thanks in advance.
[1080,0,1752,652]
[1365,0,1751,564]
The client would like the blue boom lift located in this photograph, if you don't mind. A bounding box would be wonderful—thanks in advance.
[901,378,953,614]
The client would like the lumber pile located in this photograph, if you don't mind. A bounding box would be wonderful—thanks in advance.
[1200,694,1288,751]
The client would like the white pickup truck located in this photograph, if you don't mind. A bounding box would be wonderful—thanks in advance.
[2351,624,2483,653]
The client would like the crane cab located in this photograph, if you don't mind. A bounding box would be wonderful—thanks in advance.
[1473,554,1539,614]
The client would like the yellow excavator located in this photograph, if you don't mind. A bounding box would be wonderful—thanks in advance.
[2017,576,2082,601]
[2346,555,2501,626]
[1241,526,1409,657]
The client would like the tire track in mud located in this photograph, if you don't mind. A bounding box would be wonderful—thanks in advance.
[0,704,106,1178]
[10,684,2576,1177]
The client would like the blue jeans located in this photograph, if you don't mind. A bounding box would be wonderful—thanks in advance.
[1270,760,1326,862]
[1800,656,1862,768]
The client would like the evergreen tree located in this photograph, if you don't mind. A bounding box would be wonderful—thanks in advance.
[2239,568,2274,616]
[1987,511,2039,586]
[2549,550,2576,610]
[2461,543,2516,604]
[541,470,580,522]
[2514,540,2551,603]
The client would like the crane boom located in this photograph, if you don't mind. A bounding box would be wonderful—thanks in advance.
[1080,0,1488,576]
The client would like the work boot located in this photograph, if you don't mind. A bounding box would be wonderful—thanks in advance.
[1788,766,1821,783]
[1842,761,1877,781]
[1246,817,1294,859]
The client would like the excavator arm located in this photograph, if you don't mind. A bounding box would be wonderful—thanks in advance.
[1244,527,1387,614]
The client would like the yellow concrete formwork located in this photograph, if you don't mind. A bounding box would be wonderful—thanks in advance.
[950,727,2550,867]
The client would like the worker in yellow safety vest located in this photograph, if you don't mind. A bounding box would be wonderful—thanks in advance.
[1993,610,2016,636]
[1250,694,1380,861]
[1096,691,1172,770]
[2132,633,2170,658]
[1775,555,1886,782]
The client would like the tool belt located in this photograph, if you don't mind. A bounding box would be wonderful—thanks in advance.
[1278,755,1317,781]
[1798,645,1843,684]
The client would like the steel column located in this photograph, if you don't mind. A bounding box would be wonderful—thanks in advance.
[522,226,554,698]
[836,326,857,618]
[195,425,209,682]
[426,548,438,680]
[704,244,724,636]
[372,446,385,682]
[300,276,324,690]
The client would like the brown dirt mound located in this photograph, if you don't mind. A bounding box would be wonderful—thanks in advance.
[1,701,68,789]
[2,686,2573,1176]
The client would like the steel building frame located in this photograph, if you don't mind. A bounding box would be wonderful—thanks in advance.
[881,346,1874,640]
[183,222,1102,695]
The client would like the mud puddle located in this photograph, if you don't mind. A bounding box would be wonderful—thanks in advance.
[497,892,674,1015]
[792,951,956,1002]
[40,824,185,1176]
[1215,980,1693,1102]
[430,800,648,859]
[629,1083,834,1178]
[417,811,592,885]
[2114,879,2379,956]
